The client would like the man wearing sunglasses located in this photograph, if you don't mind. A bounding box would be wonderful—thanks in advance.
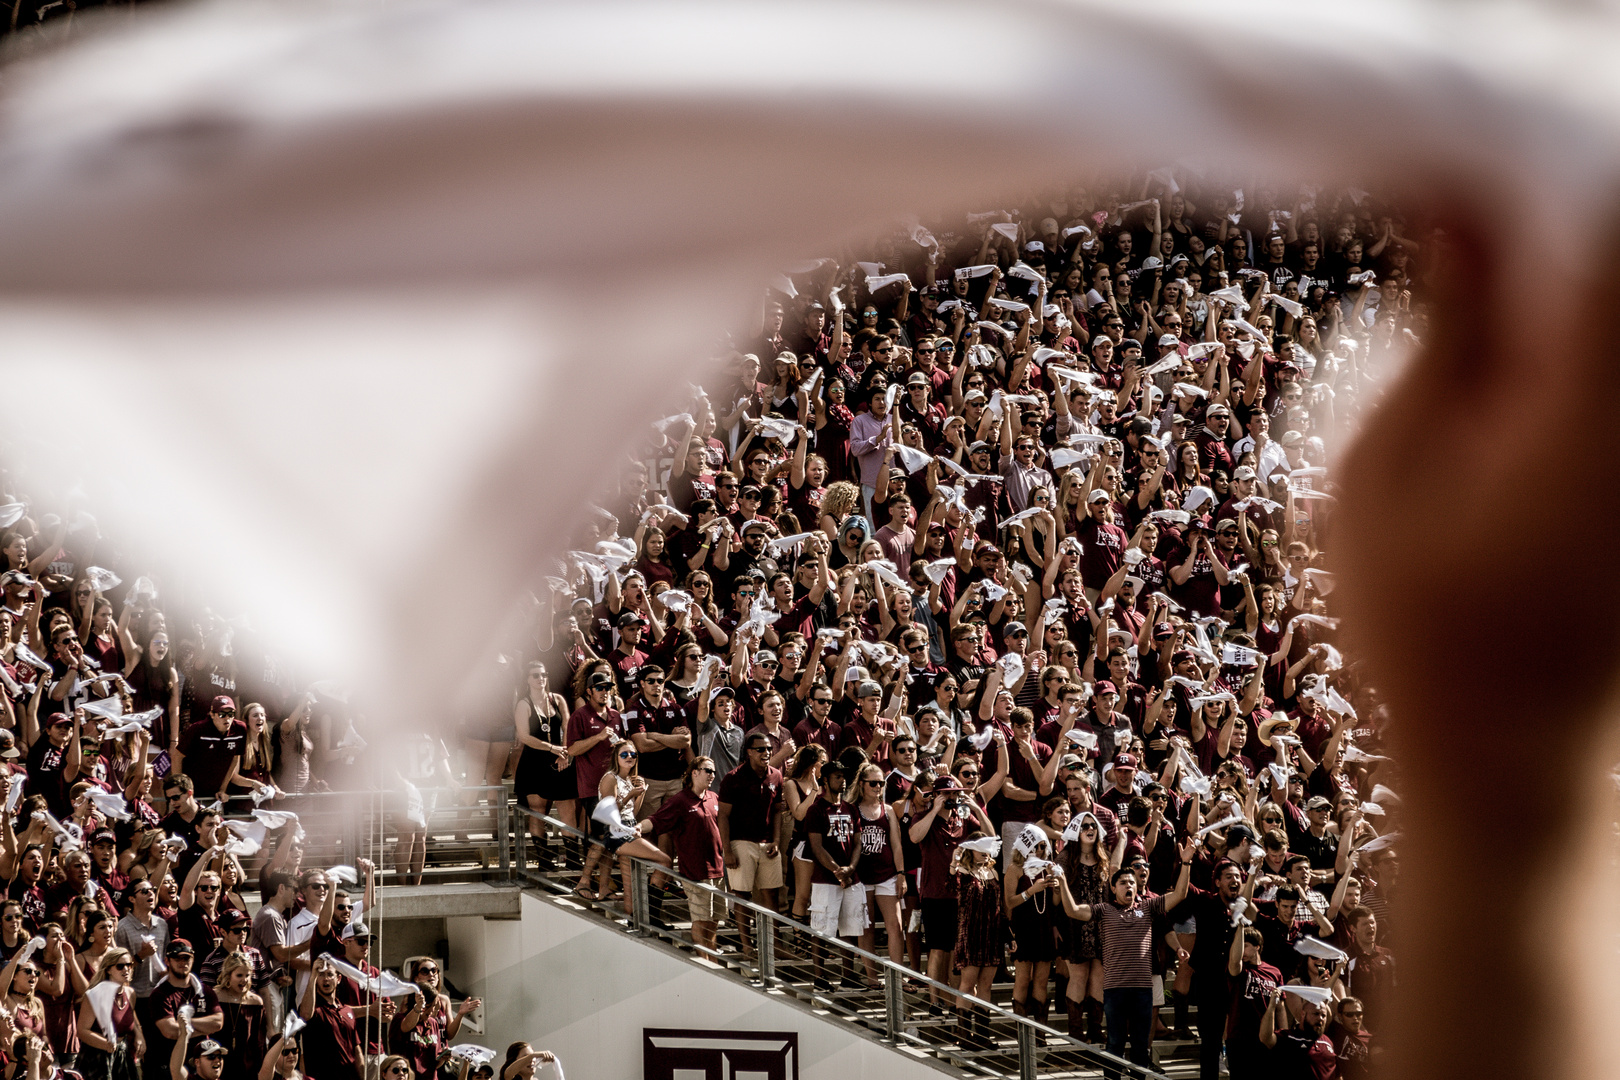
[172,695,247,808]
[335,920,388,1069]
[115,876,170,1006]
[149,939,222,1077]
[198,911,267,994]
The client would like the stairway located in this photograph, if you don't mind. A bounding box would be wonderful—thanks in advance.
[511,828,1191,1080]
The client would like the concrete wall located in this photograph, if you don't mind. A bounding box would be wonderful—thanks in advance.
[444,894,952,1080]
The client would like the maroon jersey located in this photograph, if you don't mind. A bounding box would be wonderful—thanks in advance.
[805,797,860,885]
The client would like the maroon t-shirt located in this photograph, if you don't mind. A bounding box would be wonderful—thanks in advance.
[805,798,860,885]
[565,704,625,800]
[916,799,971,900]
[1271,1030,1337,1080]
[1074,517,1129,590]
[1168,540,1231,618]
[650,788,725,881]
[983,738,1053,823]
[716,763,782,843]
[1227,961,1285,1054]
[623,693,688,782]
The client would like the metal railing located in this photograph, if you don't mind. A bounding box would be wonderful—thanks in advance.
[219,785,512,884]
[227,786,1175,1078]
[510,806,1168,1080]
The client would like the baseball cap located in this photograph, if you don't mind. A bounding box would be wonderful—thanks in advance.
[1059,753,1084,769]
[166,938,195,957]
[1233,466,1257,481]
[1306,796,1332,810]
[854,680,883,699]
[1114,753,1138,770]
[964,389,988,404]
[741,519,772,535]
[1087,489,1111,505]
[0,732,18,759]
[210,695,236,713]
[47,714,72,728]
[616,611,646,629]
[1158,333,1180,347]
[1141,256,1162,270]
[967,440,991,455]
[587,673,616,691]
[907,372,930,387]
[754,649,778,665]
[221,911,251,930]
[1226,824,1256,845]
[1093,679,1118,696]
[1003,620,1027,636]
[341,920,371,941]
[1215,518,1238,532]
[193,1041,226,1060]
[89,829,117,847]
[1279,430,1305,446]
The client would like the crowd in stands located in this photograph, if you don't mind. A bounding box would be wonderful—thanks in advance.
[506,173,1419,1079]
[0,515,576,1079]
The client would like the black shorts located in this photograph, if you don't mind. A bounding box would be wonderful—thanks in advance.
[921,898,958,953]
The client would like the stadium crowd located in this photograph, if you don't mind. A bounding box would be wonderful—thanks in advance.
[0,518,561,1076]
[514,173,1420,1079]
[0,171,1413,1080]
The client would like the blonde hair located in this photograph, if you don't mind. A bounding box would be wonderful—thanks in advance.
[820,482,860,524]
[91,948,134,988]
[218,951,254,989]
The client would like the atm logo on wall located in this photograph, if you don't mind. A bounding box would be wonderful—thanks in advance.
[643,1029,798,1080]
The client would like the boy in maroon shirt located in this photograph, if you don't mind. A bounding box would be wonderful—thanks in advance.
[650,757,726,952]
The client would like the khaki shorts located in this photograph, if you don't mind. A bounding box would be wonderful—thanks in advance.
[725,840,783,892]
[684,878,728,922]
[638,777,685,820]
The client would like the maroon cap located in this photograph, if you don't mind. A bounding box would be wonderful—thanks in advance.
[1114,753,1138,770]
[210,695,236,713]
[1171,649,1196,666]
[1153,622,1175,639]
[932,775,963,793]
[47,713,72,727]
[1093,680,1118,696]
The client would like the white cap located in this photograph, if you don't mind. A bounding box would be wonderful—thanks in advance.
[1087,489,1111,504]
[1141,256,1162,270]
[1158,333,1180,347]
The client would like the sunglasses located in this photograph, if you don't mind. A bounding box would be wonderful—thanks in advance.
[693,767,716,775]
[112,961,135,970]
[417,966,439,975]
[196,885,219,893]
[863,780,884,787]
[618,751,638,759]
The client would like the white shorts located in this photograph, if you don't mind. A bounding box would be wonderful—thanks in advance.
[809,882,869,938]
[792,841,812,864]
[1152,974,1165,1007]
[867,876,901,898]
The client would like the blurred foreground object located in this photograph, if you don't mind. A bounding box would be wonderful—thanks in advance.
[2,3,1619,1079]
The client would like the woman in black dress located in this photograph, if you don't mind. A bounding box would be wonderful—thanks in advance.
[1058,810,1110,1042]
[1003,824,1061,1031]
[512,662,576,866]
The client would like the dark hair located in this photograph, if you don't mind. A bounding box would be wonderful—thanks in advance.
[261,871,296,904]
[1125,796,1152,827]
[1274,884,1301,903]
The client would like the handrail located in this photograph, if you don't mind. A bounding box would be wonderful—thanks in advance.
[513,805,1167,1080]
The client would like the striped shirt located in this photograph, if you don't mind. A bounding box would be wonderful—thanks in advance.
[1096,893,1170,990]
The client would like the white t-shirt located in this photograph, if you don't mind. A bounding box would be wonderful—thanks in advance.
[287,906,320,1002]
